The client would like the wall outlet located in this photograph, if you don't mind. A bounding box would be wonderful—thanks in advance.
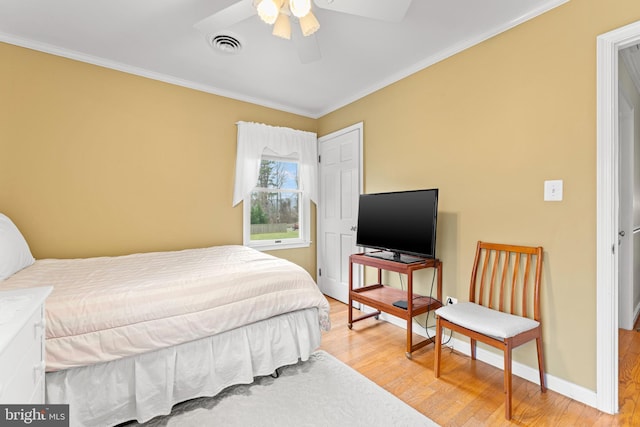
[445,296,458,305]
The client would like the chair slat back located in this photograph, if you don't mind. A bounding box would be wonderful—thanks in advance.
[468,241,544,321]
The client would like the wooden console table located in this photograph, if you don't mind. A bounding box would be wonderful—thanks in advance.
[348,252,443,358]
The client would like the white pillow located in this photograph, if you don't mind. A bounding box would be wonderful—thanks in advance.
[0,213,35,281]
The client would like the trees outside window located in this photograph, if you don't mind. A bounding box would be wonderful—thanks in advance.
[246,157,306,249]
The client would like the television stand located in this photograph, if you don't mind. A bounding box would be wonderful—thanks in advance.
[364,251,425,264]
[348,252,443,359]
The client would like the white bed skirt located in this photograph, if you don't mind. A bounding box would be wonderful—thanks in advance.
[46,308,322,427]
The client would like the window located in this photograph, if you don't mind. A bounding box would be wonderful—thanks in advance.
[233,121,317,251]
[244,156,310,250]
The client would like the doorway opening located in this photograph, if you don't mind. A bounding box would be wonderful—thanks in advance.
[596,19,640,415]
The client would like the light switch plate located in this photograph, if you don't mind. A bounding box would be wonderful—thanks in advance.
[544,180,563,201]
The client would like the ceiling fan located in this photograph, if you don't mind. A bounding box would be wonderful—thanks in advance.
[194,0,413,64]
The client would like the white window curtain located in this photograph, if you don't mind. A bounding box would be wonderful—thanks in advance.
[232,121,318,207]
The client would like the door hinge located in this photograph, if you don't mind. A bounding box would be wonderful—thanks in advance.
[318,155,321,163]
[612,244,616,254]
[318,268,322,277]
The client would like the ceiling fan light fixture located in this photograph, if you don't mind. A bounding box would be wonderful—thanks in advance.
[299,10,320,36]
[272,12,291,39]
[289,0,311,18]
[256,0,281,25]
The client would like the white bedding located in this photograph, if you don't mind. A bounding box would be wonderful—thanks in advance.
[0,245,330,372]
[46,308,321,426]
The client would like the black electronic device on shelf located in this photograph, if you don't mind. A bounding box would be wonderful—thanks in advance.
[355,188,439,264]
[392,300,408,310]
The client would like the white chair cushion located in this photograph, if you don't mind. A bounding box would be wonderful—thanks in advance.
[435,302,539,339]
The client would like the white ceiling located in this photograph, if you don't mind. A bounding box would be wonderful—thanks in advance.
[0,0,568,118]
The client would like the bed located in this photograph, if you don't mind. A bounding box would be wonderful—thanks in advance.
[0,214,330,426]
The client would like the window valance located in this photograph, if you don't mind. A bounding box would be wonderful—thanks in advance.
[232,121,318,207]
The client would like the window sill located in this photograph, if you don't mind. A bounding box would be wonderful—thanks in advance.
[248,241,311,251]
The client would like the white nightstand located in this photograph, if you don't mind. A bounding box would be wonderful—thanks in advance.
[0,286,52,404]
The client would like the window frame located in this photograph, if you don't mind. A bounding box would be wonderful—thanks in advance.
[243,154,311,251]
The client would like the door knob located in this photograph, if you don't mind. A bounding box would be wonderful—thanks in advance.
[619,230,626,237]
[350,226,357,231]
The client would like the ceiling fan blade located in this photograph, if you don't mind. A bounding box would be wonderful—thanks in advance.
[292,29,321,64]
[313,0,413,22]
[194,0,256,34]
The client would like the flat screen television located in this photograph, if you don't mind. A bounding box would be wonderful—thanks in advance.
[356,188,438,264]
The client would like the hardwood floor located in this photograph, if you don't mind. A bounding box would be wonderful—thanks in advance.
[319,297,640,426]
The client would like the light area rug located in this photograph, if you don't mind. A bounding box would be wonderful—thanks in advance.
[132,350,439,427]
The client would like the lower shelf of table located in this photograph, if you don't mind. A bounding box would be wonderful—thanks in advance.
[349,284,441,319]
[348,284,442,357]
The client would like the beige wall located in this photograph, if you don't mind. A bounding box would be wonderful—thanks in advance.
[3,0,640,395]
[318,1,640,391]
[0,42,317,274]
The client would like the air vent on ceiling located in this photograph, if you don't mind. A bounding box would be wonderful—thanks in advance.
[209,34,242,54]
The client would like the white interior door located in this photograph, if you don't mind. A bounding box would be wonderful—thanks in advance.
[619,87,635,330]
[317,123,363,303]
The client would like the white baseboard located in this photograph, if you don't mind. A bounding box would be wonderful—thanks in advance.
[358,305,598,409]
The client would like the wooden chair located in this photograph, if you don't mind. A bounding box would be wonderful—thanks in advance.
[433,241,545,420]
